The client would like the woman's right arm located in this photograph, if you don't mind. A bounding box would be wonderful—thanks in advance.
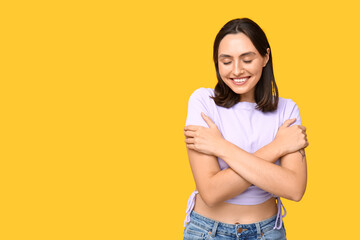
[186,119,306,207]
[184,89,306,206]
[187,140,284,207]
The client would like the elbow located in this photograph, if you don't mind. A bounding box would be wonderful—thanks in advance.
[289,187,306,202]
[287,176,307,202]
[284,192,303,202]
[290,193,303,202]
[198,189,220,208]
[201,194,219,208]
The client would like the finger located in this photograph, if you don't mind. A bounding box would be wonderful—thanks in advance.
[184,125,200,131]
[201,112,216,128]
[185,138,195,144]
[281,118,296,128]
[184,130,196,137]
[298,125,306,131]
[186,144,195,150]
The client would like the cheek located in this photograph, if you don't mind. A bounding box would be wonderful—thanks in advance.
[248,64,264,75]
[218,65,229,77]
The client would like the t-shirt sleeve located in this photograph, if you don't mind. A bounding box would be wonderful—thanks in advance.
[284,99,302,126]
[185,88,213,128]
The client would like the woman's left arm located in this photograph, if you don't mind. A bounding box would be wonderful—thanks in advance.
[185,112,308,202]
[218,140,307,201]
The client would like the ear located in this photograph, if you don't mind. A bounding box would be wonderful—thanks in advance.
[263,48,270,67]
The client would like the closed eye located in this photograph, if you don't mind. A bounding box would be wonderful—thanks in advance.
[223,60,252,65]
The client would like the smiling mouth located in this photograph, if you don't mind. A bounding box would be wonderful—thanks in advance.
[230,76,250,84]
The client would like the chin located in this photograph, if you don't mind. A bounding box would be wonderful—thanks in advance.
[224,79,258,97]
[226,83,251,95]
[233,89,250,95]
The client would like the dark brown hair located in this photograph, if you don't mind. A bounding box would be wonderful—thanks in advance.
[211,18,278,112]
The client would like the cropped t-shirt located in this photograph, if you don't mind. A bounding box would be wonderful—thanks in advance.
[184,87,302,229]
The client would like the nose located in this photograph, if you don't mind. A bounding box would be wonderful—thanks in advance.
[233,60,244,76]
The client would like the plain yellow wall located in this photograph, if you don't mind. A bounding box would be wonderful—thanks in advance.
[1,0,360,239]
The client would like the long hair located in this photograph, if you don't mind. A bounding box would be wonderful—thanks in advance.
[211,18,278,112]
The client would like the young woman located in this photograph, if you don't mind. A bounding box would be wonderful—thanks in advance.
[183,18,308,240]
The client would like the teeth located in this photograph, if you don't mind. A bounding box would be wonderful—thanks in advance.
[233,78,248,83]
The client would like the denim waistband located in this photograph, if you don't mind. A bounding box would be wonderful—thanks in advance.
[187,211,279,239]
[184,190,286,230]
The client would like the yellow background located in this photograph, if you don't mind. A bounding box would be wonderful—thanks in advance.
[1,0,359,239]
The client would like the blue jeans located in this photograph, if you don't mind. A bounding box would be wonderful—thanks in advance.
[183,211,286,240]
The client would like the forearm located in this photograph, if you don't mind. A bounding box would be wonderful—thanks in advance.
[251,141,283,163]
[217,139,303,201]
[207,140,283,205]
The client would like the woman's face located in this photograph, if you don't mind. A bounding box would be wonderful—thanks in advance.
[218,33,269,102]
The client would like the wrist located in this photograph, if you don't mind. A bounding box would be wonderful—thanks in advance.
[270,139,285,158]
[215,138,228,158]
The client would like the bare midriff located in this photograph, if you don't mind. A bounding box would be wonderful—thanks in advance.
[193,194,278,224]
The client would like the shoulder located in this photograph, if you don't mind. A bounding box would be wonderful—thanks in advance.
[188,88,215,105]
[278,97,302,125]
[185,88,215,127]
[277,97,299,111]
[189,87,214,99]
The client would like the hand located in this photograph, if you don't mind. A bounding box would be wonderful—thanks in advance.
[273,118,309,156]
[184,112,225,156]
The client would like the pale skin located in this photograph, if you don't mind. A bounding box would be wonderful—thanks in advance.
[183,32,308,224]
[185,114,308,201]
[184,115,308,223]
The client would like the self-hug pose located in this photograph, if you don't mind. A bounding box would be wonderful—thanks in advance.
[183,18,308,240]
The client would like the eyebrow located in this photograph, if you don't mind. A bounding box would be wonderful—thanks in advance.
[219,52,256,59]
